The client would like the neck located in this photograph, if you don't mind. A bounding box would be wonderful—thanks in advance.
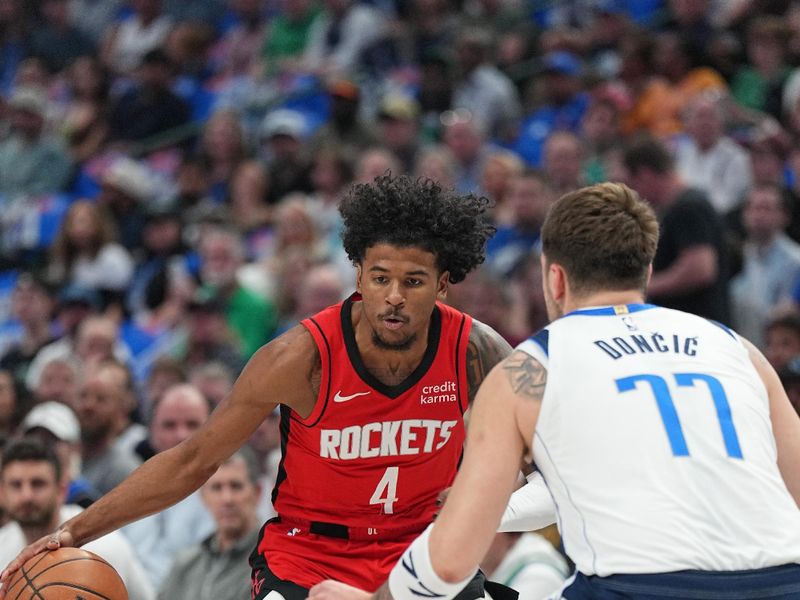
[352,303,429,386]
[562,289,646,315]
[82,434,113,459]
[216,525,251,552]
[22,513,60,545]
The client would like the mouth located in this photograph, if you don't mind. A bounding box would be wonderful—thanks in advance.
[381,315,408,330]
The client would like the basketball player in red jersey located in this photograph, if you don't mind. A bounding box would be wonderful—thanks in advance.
[0,175,512,600]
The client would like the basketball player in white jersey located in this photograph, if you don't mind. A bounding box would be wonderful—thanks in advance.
[309,182,800,600]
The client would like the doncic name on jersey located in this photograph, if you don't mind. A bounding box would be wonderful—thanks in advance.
[594,332,699,360]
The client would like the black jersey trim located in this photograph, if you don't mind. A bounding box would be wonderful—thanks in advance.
[454,314,467,415]
[301,317,332,428]
[271,406,292,507]
[341,295,442,399]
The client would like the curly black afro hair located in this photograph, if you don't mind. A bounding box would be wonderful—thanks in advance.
[340,175,495,284]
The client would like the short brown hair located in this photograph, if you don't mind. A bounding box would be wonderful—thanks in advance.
[542,183,659,294]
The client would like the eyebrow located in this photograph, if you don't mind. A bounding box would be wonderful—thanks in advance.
[369,266,430,277]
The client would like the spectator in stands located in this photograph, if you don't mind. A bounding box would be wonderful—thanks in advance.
[197,226,276,358]
[675,92,753,215]
[442,109,490,194]
[731,183,800,346]
[260,0,320,75]
[47,199,134,296]
[478,149,523,226]
[61,55,111,165]
[101,0,173,75]
[302,0,385,77]
[260,109,313,205]
[108,47,191,144]
[124,384,215,589]
[452,27,521,141]
[188,361,233,409]
[30,0,94,74]
[70,0,124,45]
[0,0,30,96]
[414,145,457,192]
[354,147,401,184]
[732,16,791,119]
[98,156,155,251]
[580,95,623,185]
[0,86,72,198]
[542,130,585,197]
[311,80,375,156]
[765,311,800,371]
[485,169,554,278]
[228,160,272,259]
[199,110,247,204]
[376,94,422,174]
[158,449,262,600]
[24,284,98,391]
[21,400,98,507]
[624,135,729,322]
[211,0,266,78]
[75,360,142,495]
[143,356,186,415]
[30,356,81,407]
[276,262,345,334]
[180,291,246,376]
[513,51,588,167]
[0,273,56,387]
[0,369,25,436]
[0,437,155,600]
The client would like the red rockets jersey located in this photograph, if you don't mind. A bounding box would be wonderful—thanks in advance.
[257,293,472,590]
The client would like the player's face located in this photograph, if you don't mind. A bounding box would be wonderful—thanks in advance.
[201,458,259,540]
[0,461,62,528]
[357,243,448,351]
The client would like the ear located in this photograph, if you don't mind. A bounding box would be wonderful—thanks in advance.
[549,262,567,303]
[355,264,363,294]
[436,271,449,300]
[645,263,653,289]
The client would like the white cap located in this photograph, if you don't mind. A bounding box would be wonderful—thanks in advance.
[260,109,307,140]
[102,156,156,202]
[22,401,81,444]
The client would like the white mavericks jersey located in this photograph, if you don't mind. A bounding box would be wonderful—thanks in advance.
[518,303,800,577]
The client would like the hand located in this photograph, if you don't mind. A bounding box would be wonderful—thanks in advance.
[0,528,75,599]
[309,580,372,600]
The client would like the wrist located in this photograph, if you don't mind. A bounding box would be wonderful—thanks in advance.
[388,525,475,600]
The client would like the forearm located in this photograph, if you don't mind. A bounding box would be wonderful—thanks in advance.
[62,443,216,546]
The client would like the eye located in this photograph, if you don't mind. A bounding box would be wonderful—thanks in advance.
[374,276,388,284]
[406,279,422,286]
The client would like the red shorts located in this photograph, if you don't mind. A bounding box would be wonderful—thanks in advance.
[256,518,420,590]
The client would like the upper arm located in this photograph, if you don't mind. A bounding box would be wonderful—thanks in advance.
[743,337,800,507]
[180,325,319,474]
[465,319,513,404]
[429,350,546,581]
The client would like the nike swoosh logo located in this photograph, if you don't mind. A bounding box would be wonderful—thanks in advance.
[333,391,370,403]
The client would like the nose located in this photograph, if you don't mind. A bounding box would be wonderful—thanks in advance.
[386,281,404,307]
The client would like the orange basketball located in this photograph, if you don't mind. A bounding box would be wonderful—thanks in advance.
[5,547,128,600]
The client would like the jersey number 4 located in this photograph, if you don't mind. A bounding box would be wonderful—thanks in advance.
[616,373,743,459]
[370,466,399,514]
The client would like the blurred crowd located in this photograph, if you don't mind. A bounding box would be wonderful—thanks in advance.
[2,0,800,597]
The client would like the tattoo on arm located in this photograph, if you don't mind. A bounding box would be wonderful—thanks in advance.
[373,582,394,600]
[466,321,513,404]
[502,350,547,402]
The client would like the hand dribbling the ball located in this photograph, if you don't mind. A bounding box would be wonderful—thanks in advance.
[0,527,75,599]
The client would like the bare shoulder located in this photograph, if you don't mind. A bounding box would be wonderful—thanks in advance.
[500,350,547,403]
[465,319,513,403]
[237,325,321,417]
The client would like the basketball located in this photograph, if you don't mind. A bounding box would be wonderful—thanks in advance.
[4,548,128,600]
